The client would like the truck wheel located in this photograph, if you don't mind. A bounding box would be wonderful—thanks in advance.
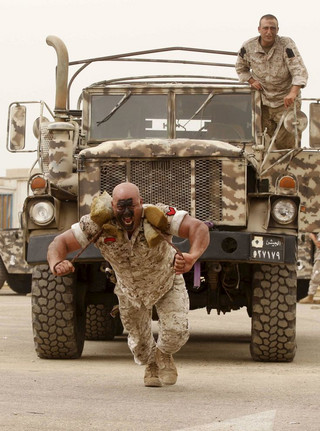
[250,264,297,362]
[0,257,7,289]
[7,273,32,295]
[32,264,86,359]
[85,304,117,340]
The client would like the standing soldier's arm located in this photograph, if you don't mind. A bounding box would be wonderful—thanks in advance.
[284,85,302,108]
[235,46,262,90]
[283,38,308,107]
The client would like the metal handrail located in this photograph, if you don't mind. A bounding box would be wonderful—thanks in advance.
[67,46,240,109]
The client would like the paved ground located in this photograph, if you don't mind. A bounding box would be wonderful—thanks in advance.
[1,283,320,431]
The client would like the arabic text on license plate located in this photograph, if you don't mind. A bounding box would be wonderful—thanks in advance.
[251,235,284,262]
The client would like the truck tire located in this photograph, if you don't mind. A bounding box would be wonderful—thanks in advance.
[250,264,297,362]
[7,273,32,295]
[85,304,117,340]
[32,264,86,359]
[0,257,7,289]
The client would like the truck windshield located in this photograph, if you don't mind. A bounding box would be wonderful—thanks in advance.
[89,92,252,142]
[90,94,168,140]
[175,93,252,141]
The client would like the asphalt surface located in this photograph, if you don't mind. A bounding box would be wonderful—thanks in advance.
[1,283,320,431]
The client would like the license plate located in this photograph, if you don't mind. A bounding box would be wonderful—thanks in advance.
[251,235,284,262]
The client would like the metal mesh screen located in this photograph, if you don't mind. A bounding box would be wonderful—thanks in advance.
[100,162,127,194]
[100,158,223,221]
[195,160,222,221]
[40,123,52,174]
[130,160,191,212]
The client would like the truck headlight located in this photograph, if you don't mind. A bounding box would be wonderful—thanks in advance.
[30,201,55,226]
[271,198,297,225]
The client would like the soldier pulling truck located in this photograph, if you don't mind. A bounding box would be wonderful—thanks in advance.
[5,35,320,361]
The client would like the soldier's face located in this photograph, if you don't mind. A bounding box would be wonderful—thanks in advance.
[113,197,143,232]
[258,18,278,47]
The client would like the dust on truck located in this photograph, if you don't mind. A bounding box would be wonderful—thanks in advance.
[7,35,320,362]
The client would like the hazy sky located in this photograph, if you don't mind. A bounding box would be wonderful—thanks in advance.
[1,0,319,176]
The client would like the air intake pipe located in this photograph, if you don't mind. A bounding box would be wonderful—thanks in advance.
[46,35,69,118]
[45,36,76,193]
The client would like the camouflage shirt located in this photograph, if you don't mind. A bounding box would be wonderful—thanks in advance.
[71,204,187,308]
[235,36,308,108]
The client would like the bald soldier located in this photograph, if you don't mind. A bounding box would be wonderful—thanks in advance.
[236,14,308,148]
[47,182,209,387]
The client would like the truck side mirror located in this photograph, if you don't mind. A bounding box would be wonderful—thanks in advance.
[8,104,26,151]
[309,103,320,148]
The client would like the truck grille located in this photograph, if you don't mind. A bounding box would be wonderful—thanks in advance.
[100,159,222,221]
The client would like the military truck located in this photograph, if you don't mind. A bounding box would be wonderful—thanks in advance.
[6,35,320,362]
[0,229,32,294]
[0,175,33,294]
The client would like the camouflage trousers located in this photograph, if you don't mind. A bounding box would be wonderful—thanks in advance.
[308,255,320,295]
[116,274,190,365]
[262,102,301,149]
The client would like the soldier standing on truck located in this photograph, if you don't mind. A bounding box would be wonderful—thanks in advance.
[299,233,320,304]
[47,182,209,387]
[235,13,308,149]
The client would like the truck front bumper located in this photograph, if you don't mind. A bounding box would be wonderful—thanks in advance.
[174,231,296,264]
[27,231,296,265]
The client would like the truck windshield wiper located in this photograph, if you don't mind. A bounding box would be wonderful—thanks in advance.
[181,91,215,128]
[97,91,132,126]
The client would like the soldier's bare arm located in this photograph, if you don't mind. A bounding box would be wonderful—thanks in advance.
[174,215,209,275]
[47,230,82,276]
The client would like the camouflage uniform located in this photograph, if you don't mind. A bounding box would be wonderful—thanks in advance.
[71,204,190,365]
[235,36,308,148]
[308,234,320,296]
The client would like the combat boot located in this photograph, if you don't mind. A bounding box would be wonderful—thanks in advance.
[155,348,178,385]
[144,362,162,387]
[299,294,314,304]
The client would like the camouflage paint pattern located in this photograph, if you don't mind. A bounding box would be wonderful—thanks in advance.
[221,158,246,225]
[0,229,32,274]
[78,162,101,217]
[255,148,320,279]
[79,138,245,159]
[47,126,77,194]
[261,150,320,232]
